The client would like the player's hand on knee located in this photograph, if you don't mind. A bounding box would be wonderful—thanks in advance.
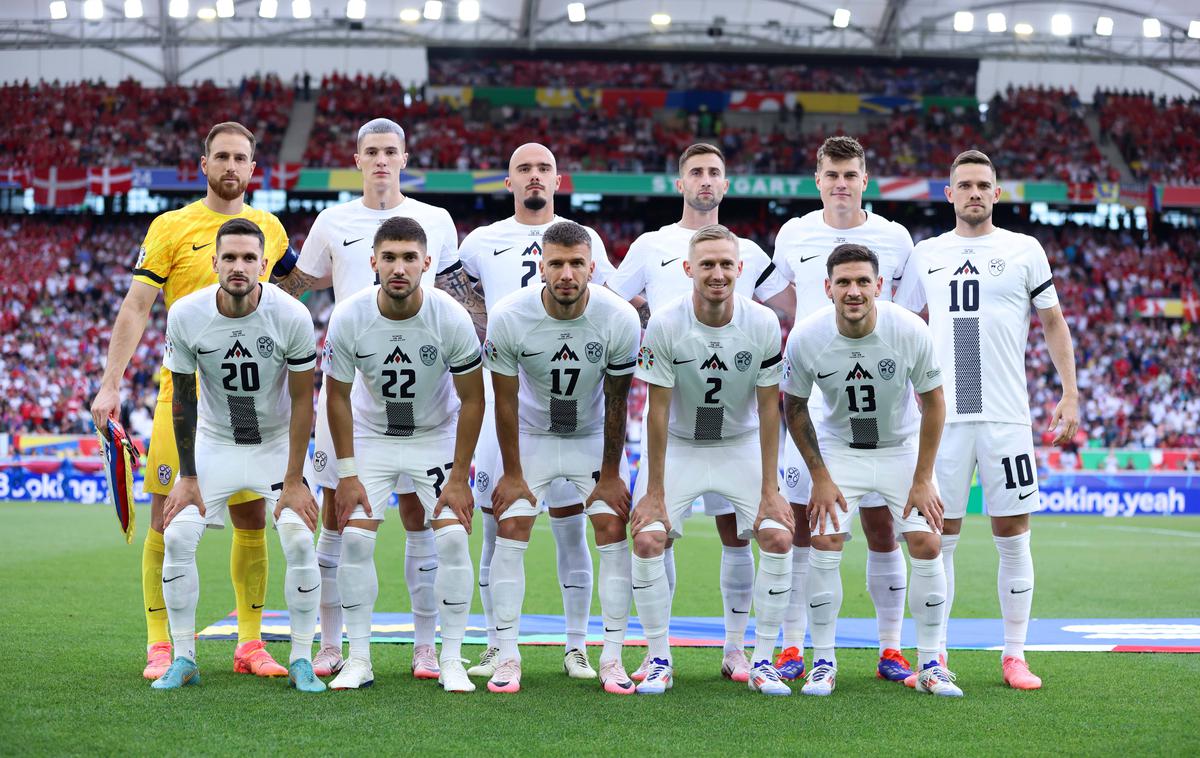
[491,474,534,519]
[809,474,846,535]
[905,479,944,534]
[436,478,475,533]
[89,385,119,433]
[277,480,319,531]
[630,492,668,536]
[587,473,631,522]
[335,477,370,531]
[163,477,204,528]
[755,489,794,533]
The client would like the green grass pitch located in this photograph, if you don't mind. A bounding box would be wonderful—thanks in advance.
[1,502,1198,756]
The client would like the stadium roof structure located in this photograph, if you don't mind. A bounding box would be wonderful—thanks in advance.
[1,1,1198,87]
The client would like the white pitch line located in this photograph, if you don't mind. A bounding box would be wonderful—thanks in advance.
[1088,524,1200,539]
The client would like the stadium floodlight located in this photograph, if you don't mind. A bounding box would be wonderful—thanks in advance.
[346,0,366,20]
[567,2,586,23]
[1013,21,1033,36]
[987,12,1006,33]
[399,6,420,21]
[1095,16,1113,36]
[651,12,670,26]
[49,0,67,19]
[83,0,104,20]
[197,6,216,20]
[258,0,277,18]
[953,11,973,33]
[216,0,234,17]
[424,1,442,20]
[832,8,851,28]
[292,0,311,19]
[458,0,480,22]
[1142,18,1161,38]
[168,0,188,18]
[1051,13,1071,36]
[1190,20,1200,39]
[124,0,144,18]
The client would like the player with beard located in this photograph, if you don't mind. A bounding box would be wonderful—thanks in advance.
[91,122,295,681]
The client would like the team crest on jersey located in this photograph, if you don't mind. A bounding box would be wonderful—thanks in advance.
[734,351,753,372]
[782,358,791,381]
[157,464,173,485]
[954,259,980,276]
[551,343,579,362]
[585,342,603,363]
[225,340,253,359]
[523,242,542,257]
[989,258,1006,276]
[476,471,490,493]
[877,358,896,380]
[483,339,498,361]
[321,339,333,370]
[420,345,438,366]
[313,451,327,472]
[638,346,654,369]
[701,353,729,371]
[785,467,801,489]
[846,362,874,380]
[257,336,275,359]
[385,346,412,364]
[164,335,174,359]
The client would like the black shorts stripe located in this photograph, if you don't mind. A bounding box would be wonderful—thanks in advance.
[132,268,166,285]
[1030,278,1054,299]
[607,359,636,371]
[437,260,464,276]
[760,352,783,369]
[754,262,776,289]
[287,353,317,366]
[449,355,482,374]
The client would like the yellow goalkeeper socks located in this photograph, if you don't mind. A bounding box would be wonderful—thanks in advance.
[231,527,268,645]
[143,528,169,647]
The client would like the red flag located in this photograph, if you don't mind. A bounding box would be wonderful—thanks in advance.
[1182,291,1200,323]
[177,161,198,183]
[88,166,133,196]
[272,163,301,190]
[32,167,88,207]
[0,167,28,187]
[247,165,266,192]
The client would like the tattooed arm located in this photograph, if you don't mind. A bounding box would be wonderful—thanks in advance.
[436,265,489,341]
[631,295,651,330]
[783,393,847,534]
[163,372,203,526]
[275,267,317,299]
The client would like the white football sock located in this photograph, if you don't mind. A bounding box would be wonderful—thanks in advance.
[750,549,792,666]
[404,529,438,649]
[337,527,378,663]
[908,555,948,669]
[162,511,205,662]
[315,529,343,651]
[433,523,473,664]
[719,544,754,652]
[867,547,907,653]
[632,553,672,663]
[995,532,1034,660]
[939,533,960,658]
[597,540,632,665]
[806,548,844,668]
[781,546,810,651]
[478,511,498,649]
[277,518,319,664]
[663,545,677,597]
[490,537,528,662]
[551,513,592,652]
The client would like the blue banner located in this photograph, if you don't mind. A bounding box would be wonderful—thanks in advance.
[1039,473,1198,517]
[0,467,151,505]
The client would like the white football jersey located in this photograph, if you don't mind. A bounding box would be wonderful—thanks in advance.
[783,301,942,451]
[164,283,316,447]
[636,294,783,446]
[774,209,913,321]
[297,196,460,303]
[322,287,481,440]
[894,227,1059,425]
[606,223,790,310]
[458,215,615,312]
[482,284,640,438]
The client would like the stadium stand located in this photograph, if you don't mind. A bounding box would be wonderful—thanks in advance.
[1096,89,1200,184]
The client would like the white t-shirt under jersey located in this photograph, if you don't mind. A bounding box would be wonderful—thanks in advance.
[774,209,913,322]
[322,287,481,441]
[606,223,790,310]
[164,283,317,446]
[297,196,460,303]
[458,215,615,313]
[783,301,942,452]
[636,293,783,446]
[482,284,640,438]
[894,226,1059,426]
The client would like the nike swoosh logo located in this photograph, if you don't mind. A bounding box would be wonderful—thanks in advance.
[927,267,946,274]
[1010,587,1032,594]
[660,257,680,267]
[496,625,513,631]
[673,358,695,365]
[478,582,489,588]
[318,563,336,570]
[298,585,318,593]
[768,588,790,595]
[562,584,585,589]
[341,603,361,610]
[799,255,820,263]
[1018,490,1038,500]
[162,575,185,583]
[197,348,219,355]
[521,351,544,357]
[355,352,376,359]
[889,585,906,592]
[492,247,512,256]
[251,604,264,609]
[809,601,831,608]
[418,565,438,572]
[605,627,623,633]
[925,600,945,607]
[343,238,364,246]
[632,584,652,590]
[191,242,211,251]
[731,608,749,614]
[817,371,837,379]
[148,606,165,613]
[442,600,467,606]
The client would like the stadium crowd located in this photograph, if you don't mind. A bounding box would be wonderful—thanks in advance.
[1096,88,1200,184]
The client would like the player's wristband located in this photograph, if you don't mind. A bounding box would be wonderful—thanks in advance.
[271,245,300,278]
[335,457,357,479]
